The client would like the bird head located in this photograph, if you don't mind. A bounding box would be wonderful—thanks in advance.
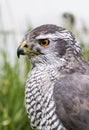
[17,24,81,65]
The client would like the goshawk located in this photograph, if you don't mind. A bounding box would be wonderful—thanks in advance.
[17,24,89,130]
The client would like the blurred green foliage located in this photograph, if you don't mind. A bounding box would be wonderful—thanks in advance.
[0,13,89,130]
[0,45,32,130]
[0,31,32,129]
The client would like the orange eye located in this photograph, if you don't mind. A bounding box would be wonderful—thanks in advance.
[39,39,49,47]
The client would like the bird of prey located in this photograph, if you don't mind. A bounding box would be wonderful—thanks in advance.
[17,24,89,130]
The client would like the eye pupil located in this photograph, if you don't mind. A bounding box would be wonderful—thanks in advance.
[42,40,46,44]
[39,39,49,46]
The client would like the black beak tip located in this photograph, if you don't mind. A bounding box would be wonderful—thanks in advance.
[17,46,25,58]
[17,52,20,58]
[17,47,20,58]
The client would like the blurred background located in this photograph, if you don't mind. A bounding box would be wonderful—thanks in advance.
[0,0,89,130]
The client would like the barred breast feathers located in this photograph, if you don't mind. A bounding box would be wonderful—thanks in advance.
[25,64,66,130]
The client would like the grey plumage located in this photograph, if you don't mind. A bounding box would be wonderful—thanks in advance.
[17,24,89,130]
[54,74,89,130]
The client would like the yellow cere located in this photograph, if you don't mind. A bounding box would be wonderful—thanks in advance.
[21,41,27,48]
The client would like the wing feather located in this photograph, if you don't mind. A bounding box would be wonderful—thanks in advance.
[53,74,89,130]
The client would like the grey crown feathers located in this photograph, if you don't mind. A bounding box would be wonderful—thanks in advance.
[17,24,89,130]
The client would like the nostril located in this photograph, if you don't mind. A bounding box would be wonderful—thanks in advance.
[24,44,28,47]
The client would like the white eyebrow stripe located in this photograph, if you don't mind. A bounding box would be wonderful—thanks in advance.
[36,31,73,41]
[36,33,59,40]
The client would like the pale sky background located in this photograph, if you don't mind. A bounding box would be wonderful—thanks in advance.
[0,0,89,32]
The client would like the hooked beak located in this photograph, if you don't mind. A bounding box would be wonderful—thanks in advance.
[17,41,27,58]
[17,45,25,58]
[17,41,41,58]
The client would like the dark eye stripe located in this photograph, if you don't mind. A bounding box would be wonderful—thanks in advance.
[30,44,35,50]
